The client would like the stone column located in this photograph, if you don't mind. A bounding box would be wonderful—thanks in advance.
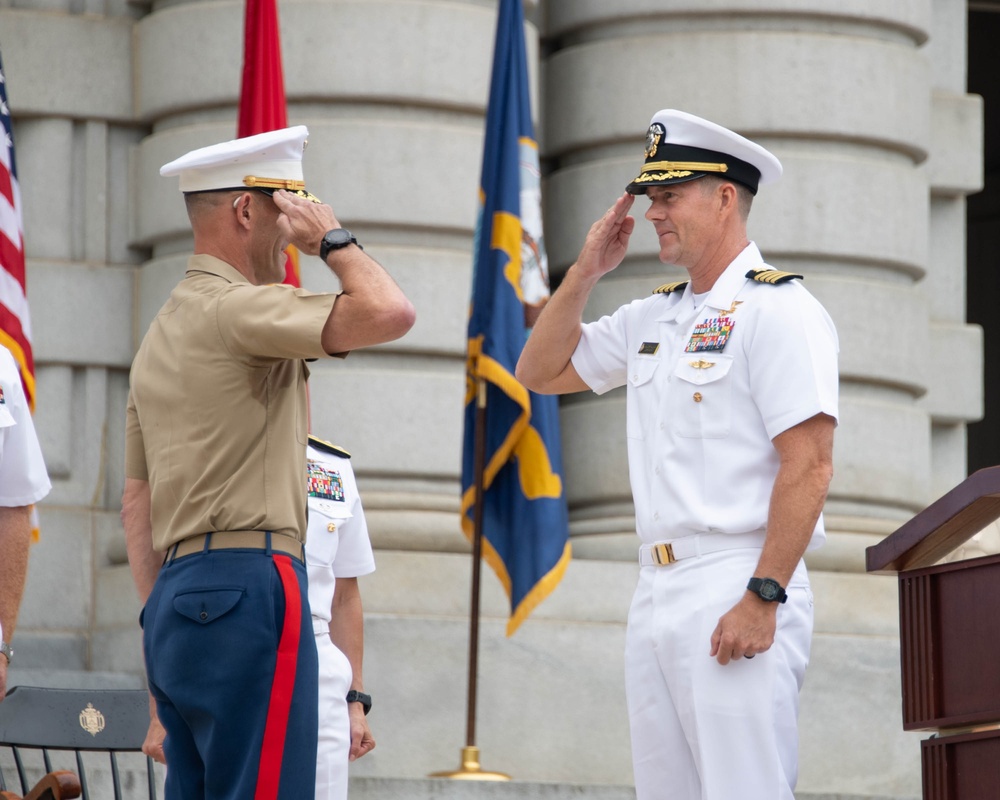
[541,0,981,795]
[0,3,144,683]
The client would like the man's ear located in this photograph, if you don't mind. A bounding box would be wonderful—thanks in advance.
[232,192,253,225]
[718,181,739,215]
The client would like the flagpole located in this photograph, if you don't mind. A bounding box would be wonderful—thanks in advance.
[466,376,486,747]
[429,376,510,781]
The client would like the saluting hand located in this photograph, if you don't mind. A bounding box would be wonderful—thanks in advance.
[271,190,341,257]
[576,193,636,279]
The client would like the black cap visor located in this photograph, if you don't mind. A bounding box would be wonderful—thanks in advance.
[626,144,762,196]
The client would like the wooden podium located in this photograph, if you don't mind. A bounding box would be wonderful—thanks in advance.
[866,466,1000,799]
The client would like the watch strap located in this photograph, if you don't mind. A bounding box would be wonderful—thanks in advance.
[320,228,363,261]
[346,689,372,715]
[0,640,12,664]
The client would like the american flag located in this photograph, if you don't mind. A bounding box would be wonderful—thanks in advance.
[0,48,34,411]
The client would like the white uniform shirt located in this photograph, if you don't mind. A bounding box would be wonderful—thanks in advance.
[571,243,839,548]
[0,345,50,507]
[305,439,375,625]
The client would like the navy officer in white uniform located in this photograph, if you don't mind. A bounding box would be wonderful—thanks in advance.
[0,344,51,702]
[516,109,838,800]
[306,434,376,799]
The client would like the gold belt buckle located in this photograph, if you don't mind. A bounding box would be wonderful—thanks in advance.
[652,543,675,565]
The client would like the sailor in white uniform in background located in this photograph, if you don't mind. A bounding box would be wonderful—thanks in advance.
[306,435,376,800]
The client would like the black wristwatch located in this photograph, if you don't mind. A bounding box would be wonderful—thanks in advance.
[346,689,372,715]
[747,577,787,603]
[319,228,362,261]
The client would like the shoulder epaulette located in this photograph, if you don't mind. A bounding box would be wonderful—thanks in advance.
[652,280,689,295]
[745,268,803,285]
[307,435,351,459]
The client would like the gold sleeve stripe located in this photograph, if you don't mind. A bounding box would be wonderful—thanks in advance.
[653,280,689,295]
[745,269,804,285]
[308,435,352,458]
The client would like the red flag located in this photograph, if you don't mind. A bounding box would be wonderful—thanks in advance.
[237,0,300,287]
[0,48,35,411]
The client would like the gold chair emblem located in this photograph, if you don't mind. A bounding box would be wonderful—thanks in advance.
[79,703,105,737]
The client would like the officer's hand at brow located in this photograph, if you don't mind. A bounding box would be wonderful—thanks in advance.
[272,190,341,256]
[576,193,635,279]
[709,595,777,665]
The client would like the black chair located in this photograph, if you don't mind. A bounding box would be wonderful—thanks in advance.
[0,686,157,800]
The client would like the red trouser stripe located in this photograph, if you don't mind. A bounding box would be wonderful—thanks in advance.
[254,555,302,800]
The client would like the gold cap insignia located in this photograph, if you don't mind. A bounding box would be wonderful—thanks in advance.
[645,123,666,159]
[243,175,306,191]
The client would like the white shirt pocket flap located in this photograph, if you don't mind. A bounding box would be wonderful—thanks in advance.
[673,354,734,386]
[308,498,353,524]
[627,356,661,388]
[305,502,354,566]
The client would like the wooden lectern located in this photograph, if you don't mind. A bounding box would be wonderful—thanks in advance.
[866,465,1000,799]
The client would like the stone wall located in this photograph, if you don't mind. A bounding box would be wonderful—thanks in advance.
[0,0,983,796]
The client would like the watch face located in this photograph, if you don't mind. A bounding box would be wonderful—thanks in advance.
[760,581,779,600]
[325,229,353,248]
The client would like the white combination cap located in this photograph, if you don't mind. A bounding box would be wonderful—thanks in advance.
[625,109,782,196]
[160,125,318,198]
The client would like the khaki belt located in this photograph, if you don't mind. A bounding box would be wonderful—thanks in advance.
[638,531,766,566]
[166,531,304,563]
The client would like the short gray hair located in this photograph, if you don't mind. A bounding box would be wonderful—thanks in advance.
[699,175,753,220]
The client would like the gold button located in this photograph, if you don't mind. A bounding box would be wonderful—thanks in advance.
[327,522,337,532]
[693,392,703,402]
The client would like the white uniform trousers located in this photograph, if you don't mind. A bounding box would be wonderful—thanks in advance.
[624,548,813,800]
[315,622,354,800]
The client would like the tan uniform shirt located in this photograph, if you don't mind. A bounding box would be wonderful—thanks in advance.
[125,254,337,552]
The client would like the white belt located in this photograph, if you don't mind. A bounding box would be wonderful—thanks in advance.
[312,617,331,635]
[638,531,767,566]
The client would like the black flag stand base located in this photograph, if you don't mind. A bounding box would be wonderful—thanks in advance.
[429,746,511,781]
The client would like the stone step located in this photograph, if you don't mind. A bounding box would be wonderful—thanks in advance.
[347,778,919,800]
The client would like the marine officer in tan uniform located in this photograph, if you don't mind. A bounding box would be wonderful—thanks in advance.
[121,125,414,800]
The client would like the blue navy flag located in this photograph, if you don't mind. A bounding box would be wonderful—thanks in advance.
[461,0,571,636]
